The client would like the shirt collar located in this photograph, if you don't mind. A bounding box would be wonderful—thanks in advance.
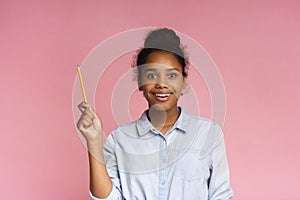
[175,107,190,133]
[136,107,191,136]
[136,111,153,136]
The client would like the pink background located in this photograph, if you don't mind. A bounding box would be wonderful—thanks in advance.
[1,0,299,199]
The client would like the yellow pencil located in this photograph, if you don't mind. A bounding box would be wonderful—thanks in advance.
[77,66,87,103]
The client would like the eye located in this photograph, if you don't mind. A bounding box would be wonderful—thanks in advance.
[168,73,177,79]
[147,73,157,79]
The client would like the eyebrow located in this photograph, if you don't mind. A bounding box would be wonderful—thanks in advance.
[144,67,180,72]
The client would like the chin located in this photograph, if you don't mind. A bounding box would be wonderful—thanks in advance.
[149,104,166,112]
[150,103,177,112]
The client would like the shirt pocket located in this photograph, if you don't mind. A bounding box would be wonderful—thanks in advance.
[169,150,210,200]
[173,149,211,182]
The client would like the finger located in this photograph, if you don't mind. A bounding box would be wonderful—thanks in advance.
[80,115,93,125]
[86,106,100,120]
[78,102,90,113]
[77,119,86,131]
[82,118,91,127]
[84,106,98,119]
[93,117,103,130]
[77,117,92,132]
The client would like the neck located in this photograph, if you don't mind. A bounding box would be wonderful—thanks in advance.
[147,105,180,132]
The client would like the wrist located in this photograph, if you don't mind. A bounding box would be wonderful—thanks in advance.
[86,141,104,162]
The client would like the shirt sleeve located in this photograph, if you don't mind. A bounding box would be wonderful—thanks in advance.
[89,133,124,200]
[89,186,122,200]
[208,124,234,200]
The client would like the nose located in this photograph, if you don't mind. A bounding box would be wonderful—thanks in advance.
[155,76,168,89]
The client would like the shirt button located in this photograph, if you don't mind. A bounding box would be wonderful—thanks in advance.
[161,181,165,185]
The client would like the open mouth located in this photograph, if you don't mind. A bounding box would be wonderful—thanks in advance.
[153,93,172,101]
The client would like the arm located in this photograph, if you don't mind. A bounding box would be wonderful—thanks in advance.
[208,125,234,200]
[88,152,112,198]
[77,102,122,199]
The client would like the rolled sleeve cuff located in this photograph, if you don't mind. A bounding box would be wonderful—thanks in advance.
[89,186,122,200]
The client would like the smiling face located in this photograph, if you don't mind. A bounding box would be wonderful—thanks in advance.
[139,51,186,113]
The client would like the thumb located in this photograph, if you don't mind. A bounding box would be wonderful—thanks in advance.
[87,107,103,130]
[93,117,103,130]
[87,106,99,119]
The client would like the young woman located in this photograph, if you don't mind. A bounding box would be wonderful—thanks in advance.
[77,28,233,200]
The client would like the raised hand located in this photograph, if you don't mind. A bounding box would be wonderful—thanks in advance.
[77,102,104,162]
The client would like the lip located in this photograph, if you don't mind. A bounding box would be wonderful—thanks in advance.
[152,92,172,102]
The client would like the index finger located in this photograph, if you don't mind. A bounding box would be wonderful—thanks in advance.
[78,101,89,113]
[85,106,99,119]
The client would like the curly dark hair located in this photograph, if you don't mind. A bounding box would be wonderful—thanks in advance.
[133,28,188,87]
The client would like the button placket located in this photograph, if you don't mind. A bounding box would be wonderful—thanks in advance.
[159,135,168,197]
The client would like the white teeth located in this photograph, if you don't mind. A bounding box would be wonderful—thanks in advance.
[155,93,171,97]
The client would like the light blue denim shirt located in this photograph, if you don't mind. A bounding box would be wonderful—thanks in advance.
[90,107,233,200]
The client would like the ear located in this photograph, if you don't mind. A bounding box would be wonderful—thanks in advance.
[138,82,144,91]
[138,78,143,91]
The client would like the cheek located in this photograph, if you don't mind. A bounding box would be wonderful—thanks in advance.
[141,85,152,95]
[140,77,154,86]
[170,80,184,91]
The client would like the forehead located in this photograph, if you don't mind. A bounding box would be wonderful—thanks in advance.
[143,51,183,72]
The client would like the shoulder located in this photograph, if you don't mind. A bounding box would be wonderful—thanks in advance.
[182,110,224,157]
[105,119,141,147]
[115,120,138,132]
[182,109,223,134]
